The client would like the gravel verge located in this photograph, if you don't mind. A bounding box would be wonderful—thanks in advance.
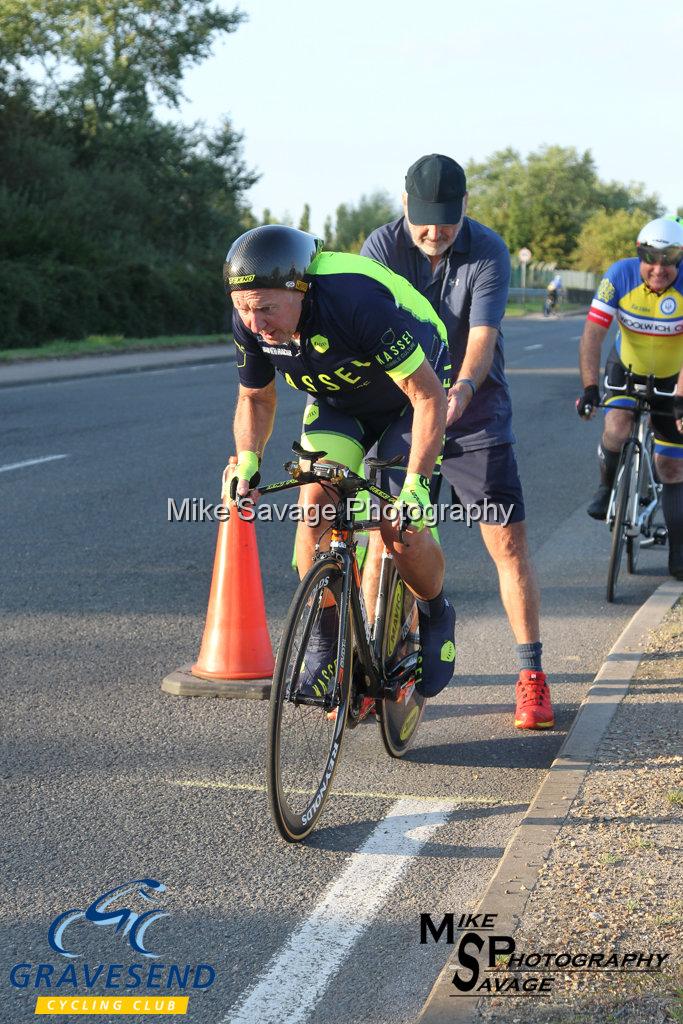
[476,599,683,1024]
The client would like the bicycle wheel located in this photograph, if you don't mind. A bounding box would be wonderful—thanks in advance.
[267,555,352,842]
[377,563,425,758]
[606,444,635,602]
[627,431,655,574]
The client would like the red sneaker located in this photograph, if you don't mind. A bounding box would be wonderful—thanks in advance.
[514,670,554,730]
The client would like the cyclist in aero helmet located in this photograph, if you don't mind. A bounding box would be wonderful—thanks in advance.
[577,216,683,579]
[224,224,457,700]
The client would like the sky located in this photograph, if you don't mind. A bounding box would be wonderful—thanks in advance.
[165,0,683,236]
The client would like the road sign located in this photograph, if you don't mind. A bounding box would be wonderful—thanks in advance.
[518,247,532,264]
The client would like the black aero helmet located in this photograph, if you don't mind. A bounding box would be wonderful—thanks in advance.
[224,224,323,294]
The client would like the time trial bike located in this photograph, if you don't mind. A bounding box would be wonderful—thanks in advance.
[251,443,425,842]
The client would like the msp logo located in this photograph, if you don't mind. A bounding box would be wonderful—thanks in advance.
[311,334,330,353]
[597,278,615,303]
[48,879,168,959]
[660,296,677,315]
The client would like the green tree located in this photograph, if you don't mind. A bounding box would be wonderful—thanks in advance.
[465,147,526,243]
[329,190,399,252]
[596,179,662,219]
[0,0,258,346]
[572,209,649,273]
[466,145,663,265]
[0,0,244,131]
[298,203,311,232]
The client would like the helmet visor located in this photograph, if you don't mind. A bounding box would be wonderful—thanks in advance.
[636,244,683,267]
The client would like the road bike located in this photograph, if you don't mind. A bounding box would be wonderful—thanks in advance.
[253,443,425,842]
[543,289,559,317]
[604,371,671,602]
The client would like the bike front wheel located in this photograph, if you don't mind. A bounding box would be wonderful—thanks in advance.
[377,564,425,758]
[627,431,656,574]
[267,555,351,842]
[607,444,635,602]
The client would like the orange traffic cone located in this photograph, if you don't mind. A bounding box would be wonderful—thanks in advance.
[191,465,275,682]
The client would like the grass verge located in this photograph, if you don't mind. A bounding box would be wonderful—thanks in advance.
[0,333,230,363]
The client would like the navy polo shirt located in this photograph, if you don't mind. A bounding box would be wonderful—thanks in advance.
[362,216,513,451]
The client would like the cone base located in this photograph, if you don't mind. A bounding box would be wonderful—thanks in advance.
[161,664,271,700]
[190,662,273,681]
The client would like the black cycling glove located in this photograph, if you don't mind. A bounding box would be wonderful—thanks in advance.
[576,385,600,418]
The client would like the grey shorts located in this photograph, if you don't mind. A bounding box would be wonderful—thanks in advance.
[437,442,526,525]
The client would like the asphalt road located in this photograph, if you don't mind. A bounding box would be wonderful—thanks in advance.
[1,318,672,1024]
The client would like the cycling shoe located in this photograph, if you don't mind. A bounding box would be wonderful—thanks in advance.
[415,599,456,698]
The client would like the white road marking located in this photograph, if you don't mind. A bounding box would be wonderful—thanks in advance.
[224,797,453,1024]
[0,454,68,473]
[524,344,543,351]
[171,778,499,804]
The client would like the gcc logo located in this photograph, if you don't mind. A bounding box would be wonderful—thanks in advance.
[48,879,169,959]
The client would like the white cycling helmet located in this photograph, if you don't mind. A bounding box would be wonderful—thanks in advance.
[636,217,683,266]
[637,217,683,249]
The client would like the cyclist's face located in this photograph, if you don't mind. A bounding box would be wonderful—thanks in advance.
[232,289,304,344]
[402,193,467,257]
[639,260,678,293]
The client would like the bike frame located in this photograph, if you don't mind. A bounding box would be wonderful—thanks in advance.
[606,416,659,540]
[258,454,418,706]
[604,371,672,538]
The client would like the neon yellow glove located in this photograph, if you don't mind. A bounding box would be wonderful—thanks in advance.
[396,472,431,531]
[229,450,261,500]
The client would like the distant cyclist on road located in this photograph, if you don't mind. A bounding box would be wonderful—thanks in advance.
[577,217,683,580]
[544,274,563,315]
[223,224,456,698]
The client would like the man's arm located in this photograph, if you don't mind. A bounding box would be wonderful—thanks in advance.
[392,360,447,476]
[447,239,510,426]
[675,365,683,435]
[579,318,609,388]
[577,318,609,421]
[231,380,277,498]
[447,326,498,427]
[234,380,277,454]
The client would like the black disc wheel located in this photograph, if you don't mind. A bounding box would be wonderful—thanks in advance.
[378,565,425,758]
[607,445,635,602]
[267,555,351,842]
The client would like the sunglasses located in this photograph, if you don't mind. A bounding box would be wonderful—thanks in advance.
[637,245,683,268]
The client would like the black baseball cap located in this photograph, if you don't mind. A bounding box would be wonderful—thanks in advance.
[405,154,467,225]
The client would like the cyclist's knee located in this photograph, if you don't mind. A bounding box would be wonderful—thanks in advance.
[603,410,632,448]
[654,454,683,484]
[297,481,337,533]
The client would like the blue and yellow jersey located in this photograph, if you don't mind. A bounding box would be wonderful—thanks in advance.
[587,257,683,378]
[232,252,451,416]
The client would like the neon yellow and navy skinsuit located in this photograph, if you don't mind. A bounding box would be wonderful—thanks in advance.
[232,251,451,488]
[588,257,683,457]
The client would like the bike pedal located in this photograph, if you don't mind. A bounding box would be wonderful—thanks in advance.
[358,697,376,720]
[653,527,668,545]
[396,680,416,704]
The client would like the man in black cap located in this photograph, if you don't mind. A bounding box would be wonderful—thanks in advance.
[362,154,553,730]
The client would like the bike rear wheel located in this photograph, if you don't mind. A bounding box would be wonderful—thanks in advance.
[267,555,351,842]
[607,444,635,602]
[377,563,425,758]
